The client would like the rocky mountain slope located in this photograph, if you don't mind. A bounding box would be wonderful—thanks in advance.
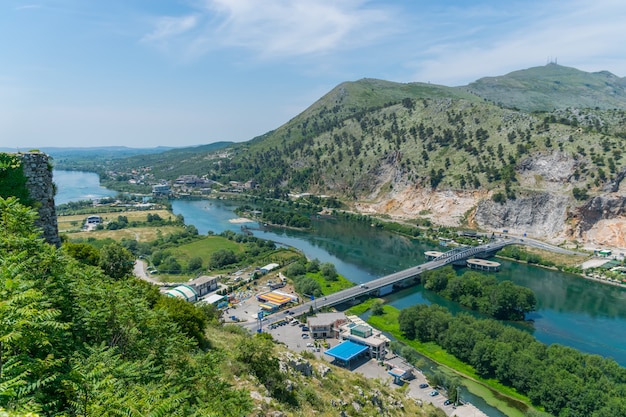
[99,64,626,249]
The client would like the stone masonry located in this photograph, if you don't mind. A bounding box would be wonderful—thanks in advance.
[18,152,61,247]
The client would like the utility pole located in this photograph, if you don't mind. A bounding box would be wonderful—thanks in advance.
[257,309,264,333]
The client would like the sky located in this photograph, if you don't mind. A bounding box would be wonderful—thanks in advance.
[1,0,626,149]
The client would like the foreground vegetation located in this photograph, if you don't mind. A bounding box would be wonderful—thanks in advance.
[1,196,445,417]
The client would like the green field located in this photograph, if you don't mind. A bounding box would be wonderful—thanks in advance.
[169,236,244,261]
[307,271,354,295]
[62,225,185,242]
[57,209,174,232]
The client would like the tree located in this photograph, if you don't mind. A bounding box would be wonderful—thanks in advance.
[155,296,210,348]
[209,249,238,269]
[63,242,100,266]
[293,276,322,298]
[573,187,589,201]
[492,191,506,204]
[320,262,338,281]
[98,242,134,279]
[187,256,203,273]
[306,259,320,272]
[285,261,306,277]
[162,256,182,274]
[370,300,384,315]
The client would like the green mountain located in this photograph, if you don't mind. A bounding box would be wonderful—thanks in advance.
[463,63,626,111]
[82,64,626,246]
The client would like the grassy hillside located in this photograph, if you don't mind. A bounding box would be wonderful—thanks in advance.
[464,63,626,111]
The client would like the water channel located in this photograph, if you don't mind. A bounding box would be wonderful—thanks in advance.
[54,171,626,416]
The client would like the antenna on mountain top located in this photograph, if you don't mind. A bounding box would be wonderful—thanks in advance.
[547,56,558,65]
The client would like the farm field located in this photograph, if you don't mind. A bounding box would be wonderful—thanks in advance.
[57,209,174,232]
[61,225,184,242]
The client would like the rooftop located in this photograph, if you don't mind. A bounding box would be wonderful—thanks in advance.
[325,341,369,362]
[307,312,347,327]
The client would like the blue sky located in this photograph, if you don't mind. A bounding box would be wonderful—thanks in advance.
[2,0,626,149]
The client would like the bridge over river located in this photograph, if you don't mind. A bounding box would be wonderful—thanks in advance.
[250,237,534,329]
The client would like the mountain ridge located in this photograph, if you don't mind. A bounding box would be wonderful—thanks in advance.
[56,64,626,248]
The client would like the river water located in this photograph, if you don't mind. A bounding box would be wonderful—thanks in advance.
[54,171,626,416]
[53,170,117,205]
[169,198,626,366]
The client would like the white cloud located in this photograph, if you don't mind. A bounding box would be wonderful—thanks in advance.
[141,14,199,43]
[408,0,626,85]
[15,4,40,10]
[141,0,398,61]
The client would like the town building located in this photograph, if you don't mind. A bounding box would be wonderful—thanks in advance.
[152,183,171,196]
[191,275,219,297]
[260,263,280,274]
[200,293,227,307]
[164,284,198,302]
[85,215,102,225]
[337,316,389,361]
[323,315,390,366]
[306,312,348,339]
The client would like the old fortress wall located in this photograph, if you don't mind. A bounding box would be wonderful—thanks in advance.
[18,152,61,247]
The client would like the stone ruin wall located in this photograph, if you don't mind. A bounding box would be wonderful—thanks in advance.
[19,152,61,247]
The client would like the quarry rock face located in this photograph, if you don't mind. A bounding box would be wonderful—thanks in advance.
[474,192,570,238]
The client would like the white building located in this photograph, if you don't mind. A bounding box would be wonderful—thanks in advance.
[337,316,389,361]
[307,312,348,339]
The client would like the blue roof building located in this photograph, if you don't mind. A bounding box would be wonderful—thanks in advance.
[324,341,369,367]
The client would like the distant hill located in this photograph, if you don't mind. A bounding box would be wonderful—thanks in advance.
[463,63,626,112]
[1,145,176,157]
[50,142,233,175]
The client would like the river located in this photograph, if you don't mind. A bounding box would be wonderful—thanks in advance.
[53,170,117,205]
[54,171,626,416]
[168,198,626,366]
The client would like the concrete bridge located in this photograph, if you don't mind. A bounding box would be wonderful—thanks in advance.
[255,238,518,328]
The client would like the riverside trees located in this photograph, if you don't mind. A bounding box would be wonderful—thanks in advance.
[421,266,536,320]
[398,304,626,417]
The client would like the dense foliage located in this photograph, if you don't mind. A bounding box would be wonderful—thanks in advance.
[1,196,439,417]
[0,154,31,206]
[420,266,536,320]
[0,196,251,416]
[398,304,626,417]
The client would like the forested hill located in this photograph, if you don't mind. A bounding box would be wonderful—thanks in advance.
[90,64,626,245]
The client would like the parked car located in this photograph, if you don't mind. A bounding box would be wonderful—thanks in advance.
[443,399,452,406]
[419,383,429,389]
[429,390,439,397]
[301,326,309,332]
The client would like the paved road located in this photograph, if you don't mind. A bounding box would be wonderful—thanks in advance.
[133,259,161,284]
